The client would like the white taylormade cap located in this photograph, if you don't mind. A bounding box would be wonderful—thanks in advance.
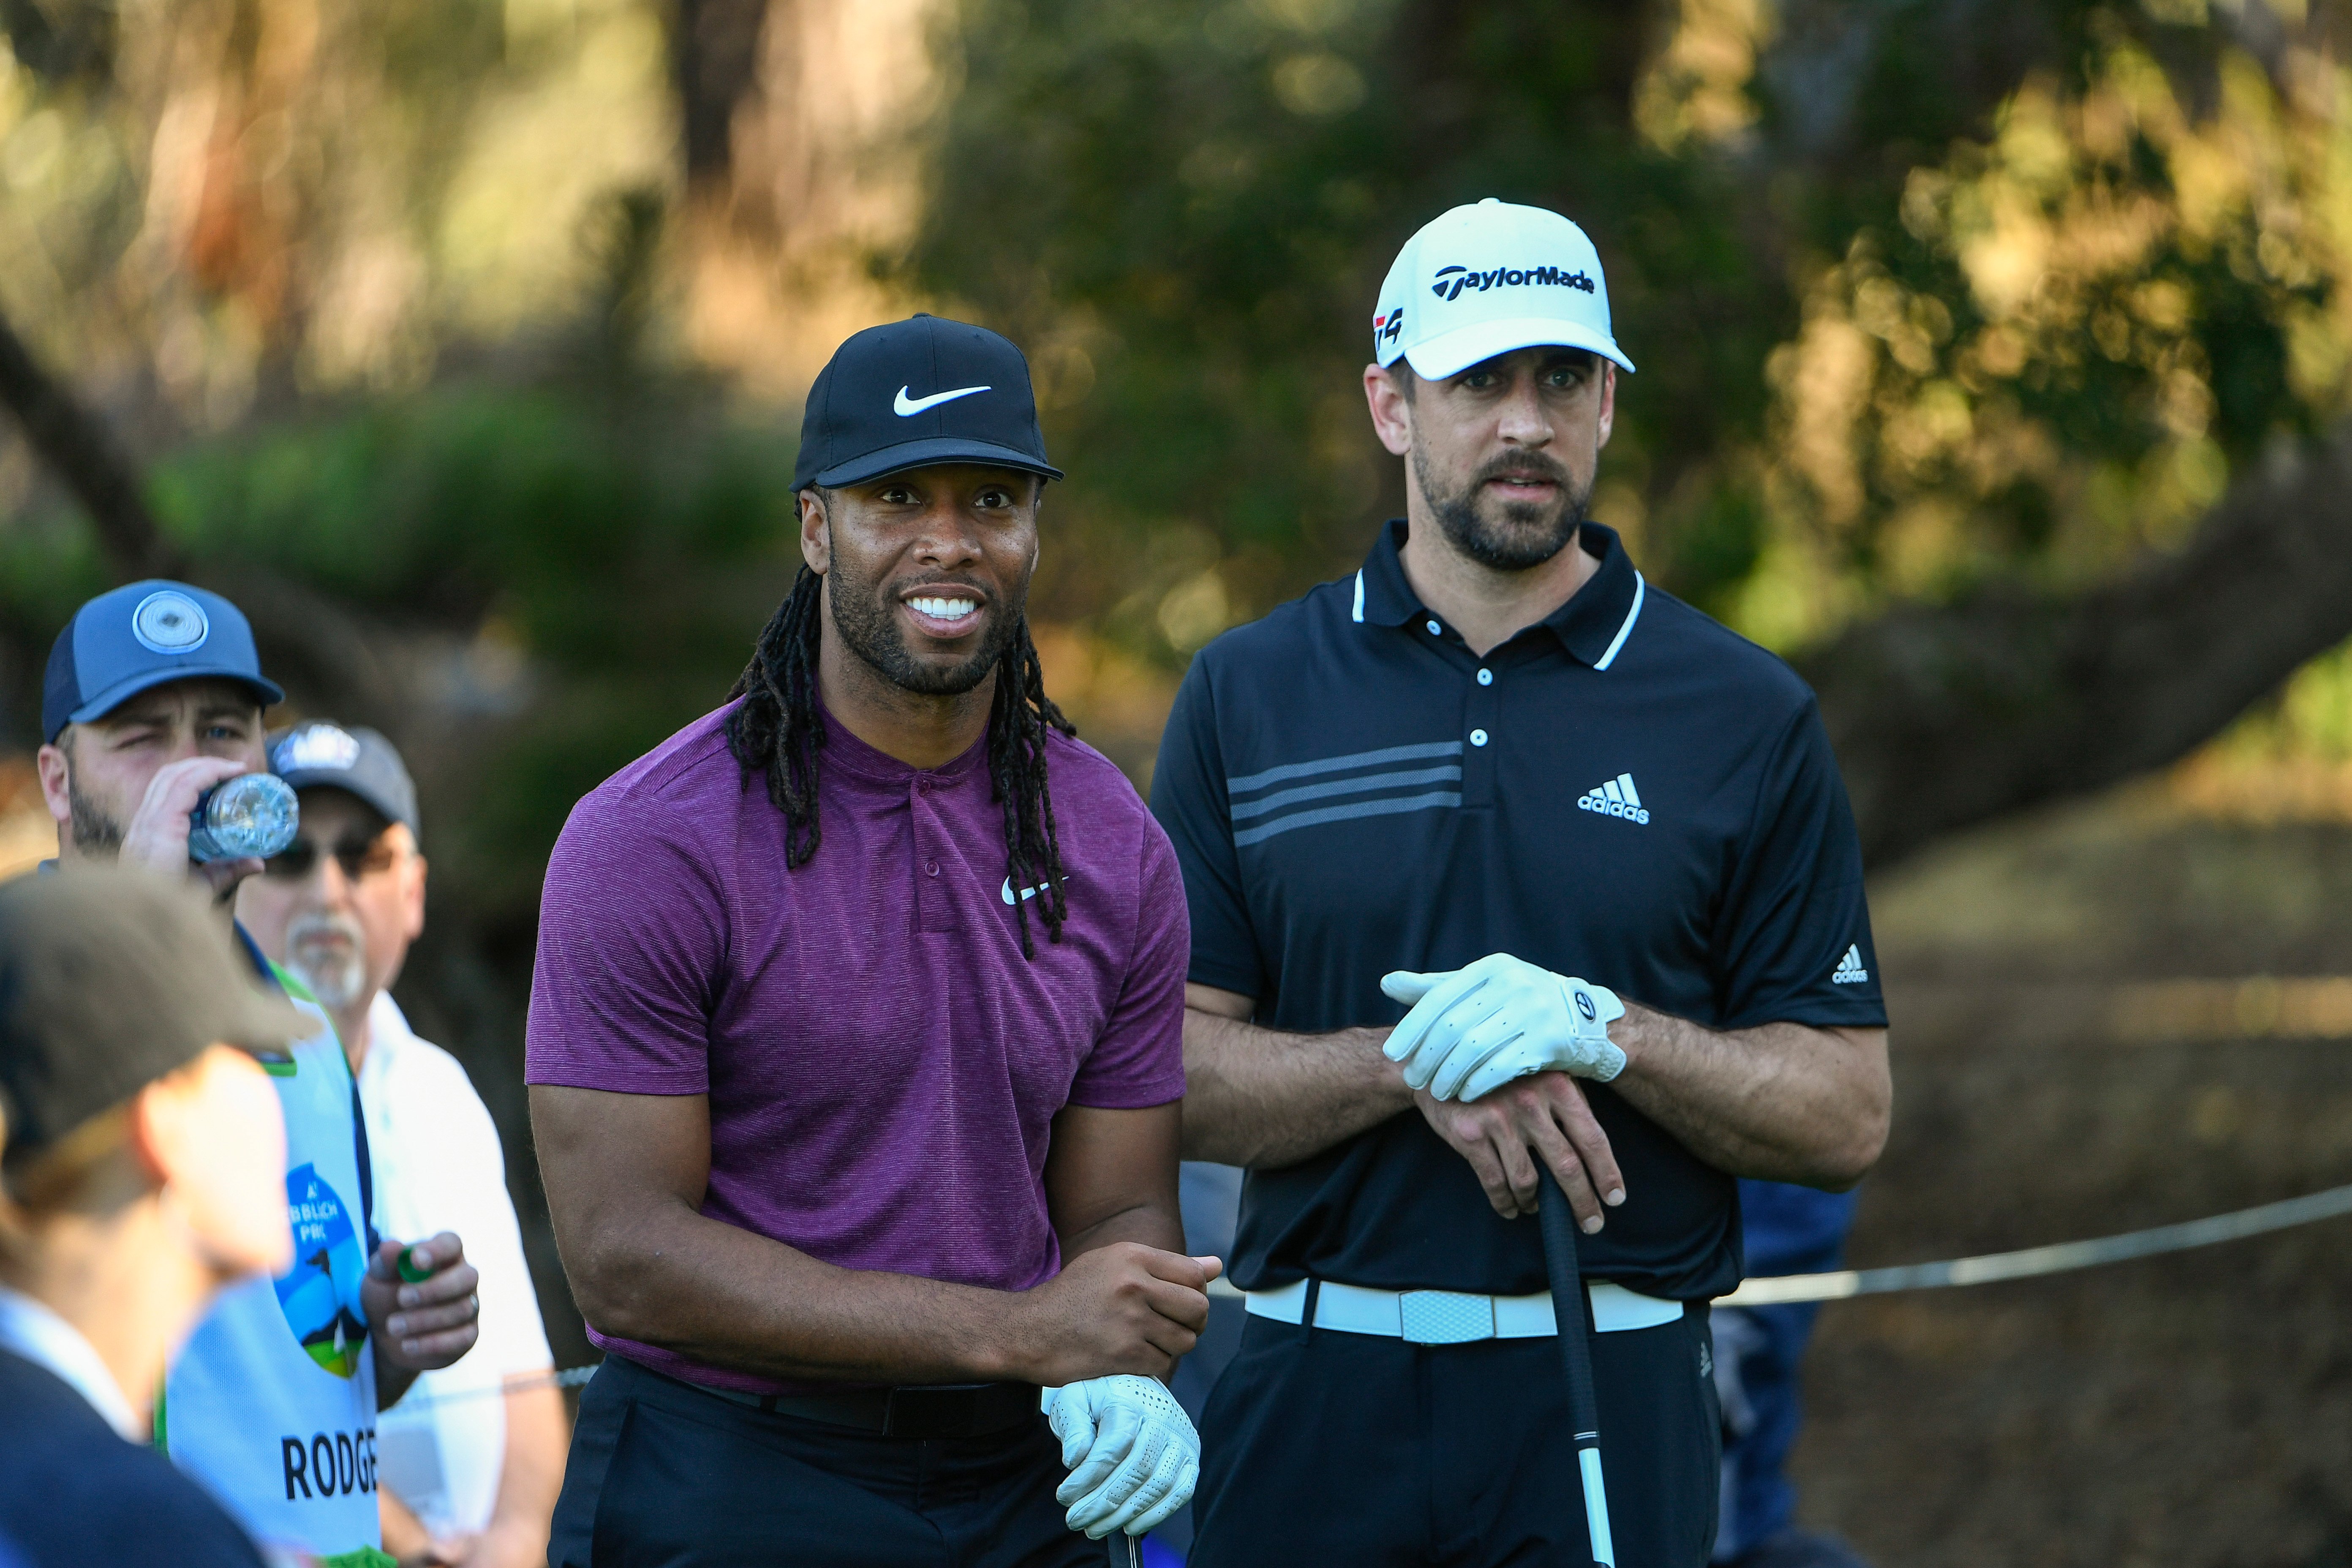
[1372,199,1634,379]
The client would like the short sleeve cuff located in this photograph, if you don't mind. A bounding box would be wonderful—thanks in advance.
[1718,995,1889,1032]
[522,1062,711,1095]
[1064,1074,1188,1111]
[1184,954,1261,1001]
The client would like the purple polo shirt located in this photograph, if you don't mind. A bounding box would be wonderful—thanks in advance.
[525,702,1189,1394]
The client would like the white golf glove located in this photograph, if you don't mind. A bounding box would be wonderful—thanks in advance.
[1381,953,1627,1101]
[1040,1375,1200,1539]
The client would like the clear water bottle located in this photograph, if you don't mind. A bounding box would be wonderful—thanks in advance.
[187,773,299,863]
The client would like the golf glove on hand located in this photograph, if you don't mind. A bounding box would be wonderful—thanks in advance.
[1040,1375,1200,1539]
[1382,953,1627,1101]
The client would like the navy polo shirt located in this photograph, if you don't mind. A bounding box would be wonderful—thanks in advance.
[1149,519,1887,1301]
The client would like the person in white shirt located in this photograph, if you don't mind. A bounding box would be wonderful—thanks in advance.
[237,721,566,1568]
[0,868,300,1568]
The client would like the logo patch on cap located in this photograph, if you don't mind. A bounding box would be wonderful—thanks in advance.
[275,724,361,773]
[1429,263,1596,303]
[130,590,210,655]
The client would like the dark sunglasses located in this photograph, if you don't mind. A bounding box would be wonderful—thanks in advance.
[264,835,402,881]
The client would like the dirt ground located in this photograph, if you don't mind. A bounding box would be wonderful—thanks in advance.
[1792,795,2352,1567]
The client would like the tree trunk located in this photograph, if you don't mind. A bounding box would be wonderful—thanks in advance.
[672,0,772,191]
[1803,429,2352,868]
[0,312,182,582]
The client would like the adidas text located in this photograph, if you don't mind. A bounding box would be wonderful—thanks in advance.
[1831,945,1869,984]
[1578,772,1650,825]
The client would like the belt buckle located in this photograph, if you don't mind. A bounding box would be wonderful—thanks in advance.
[882,1385,981,1438]
[1398,1290,1497,1345]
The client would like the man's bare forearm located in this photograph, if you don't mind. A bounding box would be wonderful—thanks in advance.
[537,1088,1209,1391]
[1181,1000,1410,1167]
[1061,1200,1185,1260]
[1609,1005,1890,1187]
[569,1200,1049,1385]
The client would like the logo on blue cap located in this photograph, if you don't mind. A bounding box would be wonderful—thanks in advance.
[130,591,210,655]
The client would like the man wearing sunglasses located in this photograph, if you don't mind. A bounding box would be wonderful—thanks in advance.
[33,582,482,1562]
[238,721,566,1568]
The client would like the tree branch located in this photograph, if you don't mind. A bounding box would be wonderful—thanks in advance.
[1804,426,2352,869]
[671,0,771,190]
[0,304,182,581]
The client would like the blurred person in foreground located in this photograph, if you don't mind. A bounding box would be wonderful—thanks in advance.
[239,721,564,1568]
[0,868,302,1568]
[1154,200,1892,1566]
[529,315,1210,1565]
[33,580,482,1563]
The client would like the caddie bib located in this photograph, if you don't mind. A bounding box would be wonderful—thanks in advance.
[163,976,381,1557]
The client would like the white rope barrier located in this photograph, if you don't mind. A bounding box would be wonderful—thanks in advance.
[1716,1179,2352,1306]
[400,1179,2352,1403]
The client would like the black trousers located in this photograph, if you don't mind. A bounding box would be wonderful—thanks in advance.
[1190,1305,1720,1567]
[548,1356,1103,1568]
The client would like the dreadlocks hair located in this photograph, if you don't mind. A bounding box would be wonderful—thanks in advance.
[726,563,1079,959]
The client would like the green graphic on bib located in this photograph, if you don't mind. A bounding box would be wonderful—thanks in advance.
[277,1162,370,1378]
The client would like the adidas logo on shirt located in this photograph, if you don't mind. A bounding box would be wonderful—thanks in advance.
[1577,773,1650,825]
[1831,945,1869,985]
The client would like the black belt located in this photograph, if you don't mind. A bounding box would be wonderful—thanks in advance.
[696,1377,1040,1440]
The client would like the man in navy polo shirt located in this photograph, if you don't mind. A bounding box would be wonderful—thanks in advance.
[1153,200,1893,1565]
[529,316,1215,1565]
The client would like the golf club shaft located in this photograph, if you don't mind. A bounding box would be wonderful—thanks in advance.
[1538,1168,1616,1568]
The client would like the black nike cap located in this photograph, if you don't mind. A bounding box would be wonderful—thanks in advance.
[792,314,1064,491]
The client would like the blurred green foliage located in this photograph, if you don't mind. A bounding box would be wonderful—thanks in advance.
[8,0,2352,885]
[173,386,795,884]
[906,0,1788,633]
[906,0,2352,656]
[1,374,803,907]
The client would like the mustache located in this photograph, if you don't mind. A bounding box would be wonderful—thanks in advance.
[890,574,991,599]
[287,911,366,950]
[1474,451,1573,487]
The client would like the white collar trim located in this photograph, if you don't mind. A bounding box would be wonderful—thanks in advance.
[1592,571,1645,672]
[0,1285,141,1438]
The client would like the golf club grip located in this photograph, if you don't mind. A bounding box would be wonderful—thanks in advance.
[1537,1167,1601,1432]
[1539,1166,1615,1567]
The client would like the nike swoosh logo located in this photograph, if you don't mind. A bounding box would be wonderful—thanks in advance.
[1002,877,1062,905]
[896,384,991,416]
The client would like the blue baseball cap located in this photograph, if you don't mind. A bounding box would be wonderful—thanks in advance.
[792,314,1064,492]
[42,580,284,744]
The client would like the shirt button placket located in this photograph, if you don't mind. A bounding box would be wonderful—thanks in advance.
[912,779,958,933]
[1463,663,1499,808]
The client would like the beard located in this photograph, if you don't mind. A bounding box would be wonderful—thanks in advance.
[286,910,371,1011]
[67,774,124,858]
[825,554,1026,697]
[1414,443,1592,572]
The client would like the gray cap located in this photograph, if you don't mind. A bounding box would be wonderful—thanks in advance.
[0,868,309,1164]
[269,721,419,844]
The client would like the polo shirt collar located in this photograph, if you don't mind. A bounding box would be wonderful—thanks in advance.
[1352,517,1648,670]
[1353,519,1422,629]
[816,702,989,787]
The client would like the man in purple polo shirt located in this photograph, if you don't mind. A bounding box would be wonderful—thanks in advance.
[528,315,1215,1567]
